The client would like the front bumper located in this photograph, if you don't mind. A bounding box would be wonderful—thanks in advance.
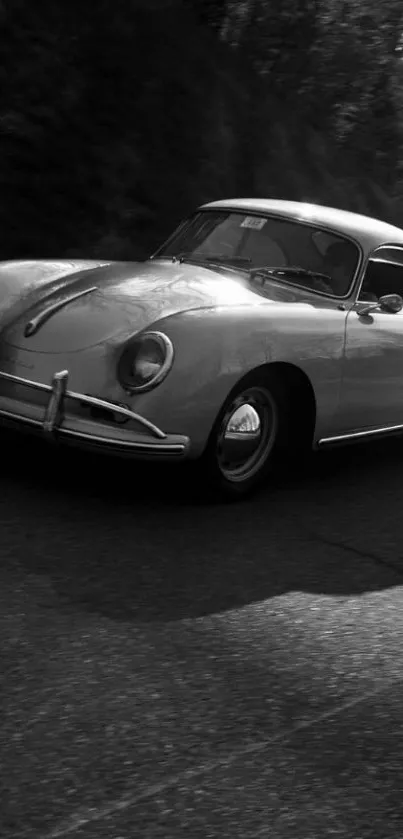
[0,369,190,459]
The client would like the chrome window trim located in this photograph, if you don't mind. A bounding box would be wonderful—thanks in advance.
[152,207,364,302]
[356,243,403,301]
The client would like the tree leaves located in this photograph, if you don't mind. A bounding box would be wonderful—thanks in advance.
[0,0,402,261]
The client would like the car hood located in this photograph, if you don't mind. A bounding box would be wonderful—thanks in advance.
[0,257,302,353]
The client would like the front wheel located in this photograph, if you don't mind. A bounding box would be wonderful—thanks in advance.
[197,372,290,500]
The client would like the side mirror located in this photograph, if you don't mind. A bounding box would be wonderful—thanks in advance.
[357,293,403,316]
[379,293,403,313]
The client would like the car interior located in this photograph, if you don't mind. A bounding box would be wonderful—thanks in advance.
[359,258,403,303]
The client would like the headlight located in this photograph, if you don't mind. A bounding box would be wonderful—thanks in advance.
[117,331,174,393]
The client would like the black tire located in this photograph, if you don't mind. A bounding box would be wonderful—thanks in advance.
[196,369,294,501]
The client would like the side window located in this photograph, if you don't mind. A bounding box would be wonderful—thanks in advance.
[359,248,403,302]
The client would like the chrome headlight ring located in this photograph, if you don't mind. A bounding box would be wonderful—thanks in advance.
[117,331,174,394]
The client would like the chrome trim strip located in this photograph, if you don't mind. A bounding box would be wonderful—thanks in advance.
[59,427,186,453]
[0,409,41,427]
[0,369,167,440]
[24,286,98,337]
[0,370,52,393]
[0,408,187,454]
[318,423,403,447]
[65,391,166,439]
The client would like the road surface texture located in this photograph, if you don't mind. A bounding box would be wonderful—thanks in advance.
[1,430,403,838]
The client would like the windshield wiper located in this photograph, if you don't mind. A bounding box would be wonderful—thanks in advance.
[171,252,252,268]
[169,256,332,288]
[249,265,332,284]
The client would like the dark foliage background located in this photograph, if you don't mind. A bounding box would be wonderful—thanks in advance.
[1,0,402,260]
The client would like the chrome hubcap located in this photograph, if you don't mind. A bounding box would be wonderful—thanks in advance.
[217,386,277,483]
[225,403,261,437]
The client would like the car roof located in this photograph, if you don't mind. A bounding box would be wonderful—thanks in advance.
[201,198,403,247]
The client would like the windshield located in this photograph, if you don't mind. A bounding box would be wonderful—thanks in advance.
[154,210,360,297]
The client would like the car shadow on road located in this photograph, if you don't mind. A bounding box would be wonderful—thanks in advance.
[3,430,403,622]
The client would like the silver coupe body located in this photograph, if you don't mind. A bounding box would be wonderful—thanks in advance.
[2,198,403,497]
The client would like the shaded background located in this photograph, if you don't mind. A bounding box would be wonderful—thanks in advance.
[1,0,402,262]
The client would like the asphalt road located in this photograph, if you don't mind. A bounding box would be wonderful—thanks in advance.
[2,432,403,838]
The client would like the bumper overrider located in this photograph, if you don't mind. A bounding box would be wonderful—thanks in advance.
[0,369,190,459]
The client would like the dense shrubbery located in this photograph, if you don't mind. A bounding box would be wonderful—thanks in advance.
[0,0,402,260]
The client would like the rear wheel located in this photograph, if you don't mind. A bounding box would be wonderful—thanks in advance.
[198,370,293,500]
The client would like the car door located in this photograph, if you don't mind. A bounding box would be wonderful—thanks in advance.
[337,246,403,432]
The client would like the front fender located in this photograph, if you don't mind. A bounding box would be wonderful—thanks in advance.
[127,304,346,455]
[0,259,113,333]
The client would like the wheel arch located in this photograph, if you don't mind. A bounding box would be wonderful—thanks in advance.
[265,361,317,446]
[211,360,317,450]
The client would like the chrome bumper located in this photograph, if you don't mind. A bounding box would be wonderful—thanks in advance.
[0,369,190,458]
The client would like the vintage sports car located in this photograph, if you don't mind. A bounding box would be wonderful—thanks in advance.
[1,197,403,499]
